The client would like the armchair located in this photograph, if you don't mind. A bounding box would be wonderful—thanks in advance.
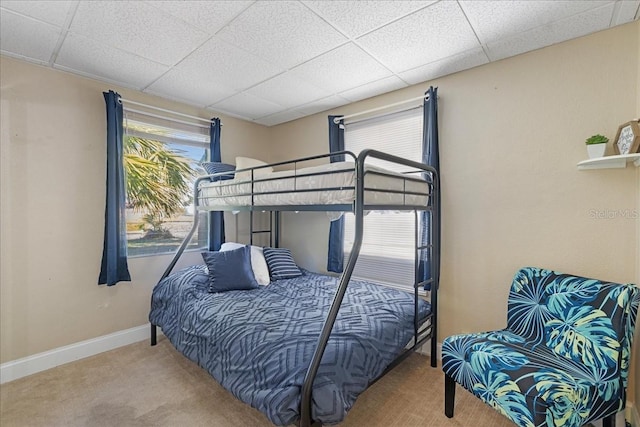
[442,267,639,427]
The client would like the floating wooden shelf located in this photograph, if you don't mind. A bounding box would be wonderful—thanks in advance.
[577,153,640,170]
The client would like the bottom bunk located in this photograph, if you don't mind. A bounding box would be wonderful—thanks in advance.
[149,263,432,426]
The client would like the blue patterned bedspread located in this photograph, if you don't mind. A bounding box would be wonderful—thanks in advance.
[149,265,431,425]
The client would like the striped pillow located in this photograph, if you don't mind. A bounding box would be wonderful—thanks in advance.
[202,162,235,181]
[263,247,302,280]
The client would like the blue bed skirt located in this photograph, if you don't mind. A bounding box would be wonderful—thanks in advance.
[149,265,430,425]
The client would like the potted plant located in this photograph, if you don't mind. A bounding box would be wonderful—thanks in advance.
[585,134,608,159]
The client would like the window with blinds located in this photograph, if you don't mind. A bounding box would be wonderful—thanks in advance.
[122,109,210,257]
[343,107,423,291]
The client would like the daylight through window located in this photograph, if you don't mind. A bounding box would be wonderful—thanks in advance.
[343,108,423,290]
[123,110,210,257]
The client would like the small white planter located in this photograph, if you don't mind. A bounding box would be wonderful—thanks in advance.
[587,143,606,159]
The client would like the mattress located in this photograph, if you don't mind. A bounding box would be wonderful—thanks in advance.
[149,265,431,425]
[198,161,430,209]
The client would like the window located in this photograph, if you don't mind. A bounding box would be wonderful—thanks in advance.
[343,108,423,291]
[123,110,209,257]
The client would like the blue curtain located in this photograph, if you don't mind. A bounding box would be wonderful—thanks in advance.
[209,118,225,251]
[419,87,439,290]
[98,90,131,286]
[327,115,345,272]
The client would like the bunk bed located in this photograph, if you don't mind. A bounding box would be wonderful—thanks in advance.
[149,149,440,427]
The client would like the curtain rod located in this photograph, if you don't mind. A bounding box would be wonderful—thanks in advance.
[334,94,430,124]
[119,98,215,124]
[124,107,210,130]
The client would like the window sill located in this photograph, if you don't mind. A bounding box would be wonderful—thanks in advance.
[127,246,206,260]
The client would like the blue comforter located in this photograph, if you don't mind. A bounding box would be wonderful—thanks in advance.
[149,265,431,425]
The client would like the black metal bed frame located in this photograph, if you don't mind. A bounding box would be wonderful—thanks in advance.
[150,149,440,427]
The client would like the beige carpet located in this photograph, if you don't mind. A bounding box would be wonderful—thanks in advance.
[1,338,515,427]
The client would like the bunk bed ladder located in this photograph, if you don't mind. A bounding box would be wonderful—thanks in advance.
[248,211,280,247]
[413,206,438,368]
[418,171,439,368]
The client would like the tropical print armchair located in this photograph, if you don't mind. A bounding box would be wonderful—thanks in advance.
[442,267,639,427]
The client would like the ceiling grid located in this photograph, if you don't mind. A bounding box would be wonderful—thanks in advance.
[0,0,637,126]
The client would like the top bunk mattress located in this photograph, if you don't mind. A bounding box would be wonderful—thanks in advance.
[198,161,430,210]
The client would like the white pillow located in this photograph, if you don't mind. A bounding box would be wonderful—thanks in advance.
[219,242,270,286]
[235,156,273,181]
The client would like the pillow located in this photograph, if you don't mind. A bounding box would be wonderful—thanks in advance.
[201,246,259,292]
[220,242,270,286]
[262,247,302,280]
[201,162,235,181]
[235,156,273,182]
[220,242,244,251]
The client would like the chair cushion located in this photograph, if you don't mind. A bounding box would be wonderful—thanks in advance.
[506,267,638,387]
[442,330,622,427]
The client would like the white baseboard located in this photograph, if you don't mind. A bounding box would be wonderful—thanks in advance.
[628,402,639,427]
[416,340,443,361]
[0,324,153,384]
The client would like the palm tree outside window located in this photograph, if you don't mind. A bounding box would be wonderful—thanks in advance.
[123,115,209,257]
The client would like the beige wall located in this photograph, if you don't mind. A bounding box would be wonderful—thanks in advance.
[271,21,640,406]
[0,56,271,363]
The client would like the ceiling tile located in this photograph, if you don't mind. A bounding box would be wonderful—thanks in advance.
[339,76,408,102]
[253,110,307,127]
[147,37,283,105]
[486,3,615,62]
[0,10,62,64]
[289,43,393,94]
[144,70,236,108]
[212,92,285,120]
[148,0,253,35]
[246,72,331,109]
[357,1,480,73]
[216,0,347,69]
[0,0,74,27]
[69,0,209,66]
[460,0,611,44]
[55,33,169,89]
[298,95,351,117]
[612,0,640,25]
[303,0,436,38]
[399,47,489,85]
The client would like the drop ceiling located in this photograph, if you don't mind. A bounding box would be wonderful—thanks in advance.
[1,0,638,126]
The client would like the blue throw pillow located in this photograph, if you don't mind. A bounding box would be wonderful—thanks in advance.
[201,246,259,292]
[202,162,235,181]
[262,247,303,280]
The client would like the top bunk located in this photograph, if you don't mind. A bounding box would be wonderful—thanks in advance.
[196,149,438,214]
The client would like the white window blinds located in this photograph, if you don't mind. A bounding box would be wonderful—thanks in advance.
[123,109,209,147]
[343,107,423,291]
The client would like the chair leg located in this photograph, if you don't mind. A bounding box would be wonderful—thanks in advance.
[444,373,456,418]
[602,413,616,427]
[150,324,157,346]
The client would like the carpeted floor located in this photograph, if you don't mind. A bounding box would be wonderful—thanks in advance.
[0,338,516,427]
